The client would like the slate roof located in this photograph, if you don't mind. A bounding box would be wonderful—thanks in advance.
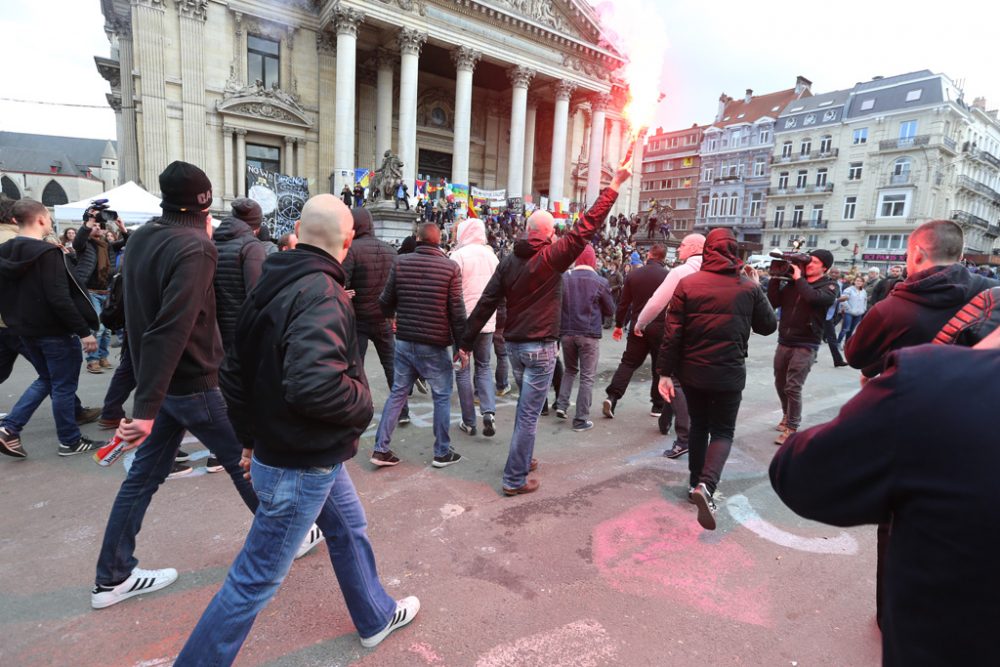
[0,132,117,177]
[713,88,811,128]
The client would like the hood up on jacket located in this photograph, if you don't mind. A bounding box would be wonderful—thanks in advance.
[455,218,487,249]
[352,206,374,238]
[513,236,550,259]
[893,263,996,309]
[701,228,743,274]
[252,244,345,308]
[0,236,60,281]
[212,216,255,243]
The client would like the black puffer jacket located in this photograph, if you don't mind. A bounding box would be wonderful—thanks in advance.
[460,186,617,349]
[221,244,373,468]
[657,229,776,392]
[213,217,266,348]
[342,207,397,328]
[379,243,466,347]
[767,271,839,348]
[846,263,998,376]
[615,259,668,330]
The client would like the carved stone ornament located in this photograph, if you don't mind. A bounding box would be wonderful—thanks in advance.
[134,0,166,8]
[375,47,396,70]
[507,65,536,89]
[377,0,427,15]
[218,80,312,128]
[335,5,364,37]
[591,93,611,112]
[317,32,337,54]
[555,80,577,101]
[106,94,123,113]
[107,14,132,38]
[561,54,610,82]
[396,27,427,55]
[490,0,569,33]
[451,46,481,72]
[175,0,208,20]
[417,88,455,130]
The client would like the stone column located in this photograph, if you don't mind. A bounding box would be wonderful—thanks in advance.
[233,11,247,82]
[397,28,426,188]
[296,138,306,179]
[506,66,535,199]
[133,0,169,192]
[235,128,247,197]
[222,125,235,200]
[451,46,480,187]
[178,0,208,169]
[549,81,576,205]
[333,6,364,186]
[317,33,336,191]
[283,136,295,174]
[522,97,538,199]
[111,18,139,183]
[586,94,609,204]
[375,48,395,161]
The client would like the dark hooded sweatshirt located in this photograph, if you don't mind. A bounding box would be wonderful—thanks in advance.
[221,244,373,468]
[845,263,998,377]
[657,229,776,392]
[767,265,839,349]
[0,236,97,338]
[342,207,398,328]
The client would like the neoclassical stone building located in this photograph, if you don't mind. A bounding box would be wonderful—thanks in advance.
[95,0,640,217]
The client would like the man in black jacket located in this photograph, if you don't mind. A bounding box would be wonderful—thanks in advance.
[213,198,267,349]
[767,249,839,445]
[175,194,418,664]
[74,209,128,374]
[602,244,669,419]
[770,343,1000,666]
[371,223,466,468]
[658,228,776,529]
[459,161,631,496]
[0,199,99,458]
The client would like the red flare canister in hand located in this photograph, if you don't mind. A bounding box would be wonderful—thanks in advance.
[93,419,133,466]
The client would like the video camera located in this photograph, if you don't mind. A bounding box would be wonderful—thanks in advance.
[768,250,812,279]
[85,198,118,226]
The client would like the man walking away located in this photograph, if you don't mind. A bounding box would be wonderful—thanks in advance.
[371,223,466,468]
[459,159,631,496]
[0,199,99,458]
[175,195,418,666]
[553,244,614,431]
[449,217,500,436]
[657,228,776,530]
[213,198,267,349]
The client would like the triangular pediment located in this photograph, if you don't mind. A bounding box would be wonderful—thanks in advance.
[480,0,615,53]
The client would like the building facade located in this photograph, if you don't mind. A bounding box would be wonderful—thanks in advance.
[638,124,704,236]
[95,0,641,218]
[0,132,119,207]
[694,77,812,244]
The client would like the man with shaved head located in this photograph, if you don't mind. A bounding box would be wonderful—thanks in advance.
[459,159,632,495]
[177,194,419,664]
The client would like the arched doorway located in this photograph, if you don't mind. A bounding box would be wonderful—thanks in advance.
[41,180,68,206]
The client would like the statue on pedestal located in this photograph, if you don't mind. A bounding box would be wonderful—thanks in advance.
[370,150,404,202]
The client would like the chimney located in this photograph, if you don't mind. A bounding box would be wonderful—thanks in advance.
[972,96,987,110]
[716,93,731,122]
[795,75,812,97]
[744,88,753,103]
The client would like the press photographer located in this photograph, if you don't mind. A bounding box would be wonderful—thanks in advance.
[74,199,129,374]
[766,248,839,445]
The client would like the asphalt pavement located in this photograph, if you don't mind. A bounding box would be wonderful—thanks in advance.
[0,332,882,666]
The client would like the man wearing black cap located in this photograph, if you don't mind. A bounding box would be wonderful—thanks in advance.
[767,248,839,445]
[91,162,321,610]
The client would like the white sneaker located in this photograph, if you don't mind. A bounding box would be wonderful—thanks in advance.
[360,596,420,648]
[91,567,178,609]
[294,525,323,559]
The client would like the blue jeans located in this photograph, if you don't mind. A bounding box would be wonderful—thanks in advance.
[87,291,111,362]
[174,460,395,666]
[838,312,862,344]
[455,332,496,426]
[374,340,453,458]
[504,340,557,489]
[1,335,82,445]
[95,389,258,586]
[493,330,509,390]
[554,335,600,427]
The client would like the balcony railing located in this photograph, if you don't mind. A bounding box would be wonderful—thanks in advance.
[956,175,1000,203]
[770,148,839,165]
[951,209,991,229]
[964,142,1000,169]
[808,220,828,229]
[879,135,930,151]
[888,173,911,185]
[768,183,835,197]
[713,174,744,184]
[988,225,1000,237]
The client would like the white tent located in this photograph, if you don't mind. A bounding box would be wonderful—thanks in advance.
[54,181,162,226]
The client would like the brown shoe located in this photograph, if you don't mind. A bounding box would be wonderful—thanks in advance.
[76,407,102,425]
[99,358,113,369]
[774,428,796,446]
[86,361,103,374]
[775,418,788,432]
[98,418,121,430]
[530,458,538,472]
[503,479,540,496]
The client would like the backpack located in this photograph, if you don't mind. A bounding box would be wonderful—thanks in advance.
[101,272,126,330]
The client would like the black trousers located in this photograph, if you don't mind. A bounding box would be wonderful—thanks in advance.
[100,335,136,421]
[822,319,845,365]
[0,328,24,384]
[605,326,663,409]
[683,385,742,494]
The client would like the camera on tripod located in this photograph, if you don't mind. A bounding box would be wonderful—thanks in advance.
[85,198,118,227]
[768,250,812,279]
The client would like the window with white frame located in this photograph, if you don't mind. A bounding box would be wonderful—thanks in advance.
[848,162,863,180]
[770,234,781,247]
[796,170,808,188]
[843,196,857,219]
[816,168,828,186]
[707,137,718,151]
[749,192,762,217]
[899,120,918,141]
[905,89,922,102]
[699,196,709,218]
[774,206,785,227]
[879,192,909,218]
[807,234,818,246]
[811,204,824,224]
[665,160,674,170]
[781,141,793,158]
[676,198,691,209]
[860,99,875,111]
[710,195,719,217]
[892,157,911,183]
[820,135,832,153]
[867,233,909,250]
[728,194,739,216]
[753,156,766,177]
[759,127,771,144]
[800,138,812,156]
[778,171,789,189]
[792,205,804,225]
[853,128,868,145]
[703,167,713,182]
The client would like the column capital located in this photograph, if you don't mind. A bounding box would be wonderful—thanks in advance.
[175,0,207,20]
[507,65,536,90]
[526,93,541,110]
[591,93,611,112]
[450,46,481,73]
[284,135,296,144]
[397,27,427,56]
[317,31,336,55]
[375,47,397,70]
[132,0,166,9]
[234,127,247,136]
[335,5,364,37]
[107,14,132,38]
[222,124,237,136]
[555,81,577,102]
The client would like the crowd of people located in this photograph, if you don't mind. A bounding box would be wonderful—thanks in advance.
[1,150,999,664]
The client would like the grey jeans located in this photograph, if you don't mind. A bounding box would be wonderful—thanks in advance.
[773,344,817,430]
[555,335,601,427]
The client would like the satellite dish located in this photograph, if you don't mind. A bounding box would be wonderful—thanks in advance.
[840,238,850,247]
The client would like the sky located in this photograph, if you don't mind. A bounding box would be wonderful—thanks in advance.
[3,1,1000,142]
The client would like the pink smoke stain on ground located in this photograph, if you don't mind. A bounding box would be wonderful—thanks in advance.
[407,641,445,664]
[592,499,771,626]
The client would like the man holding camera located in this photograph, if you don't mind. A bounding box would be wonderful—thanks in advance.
[74,203,128,374]
[767,249,839,446]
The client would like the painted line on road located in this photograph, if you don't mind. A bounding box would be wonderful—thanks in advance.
[726,494,858,555]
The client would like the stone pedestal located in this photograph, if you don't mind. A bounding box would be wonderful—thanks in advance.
[368,200,418,245]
